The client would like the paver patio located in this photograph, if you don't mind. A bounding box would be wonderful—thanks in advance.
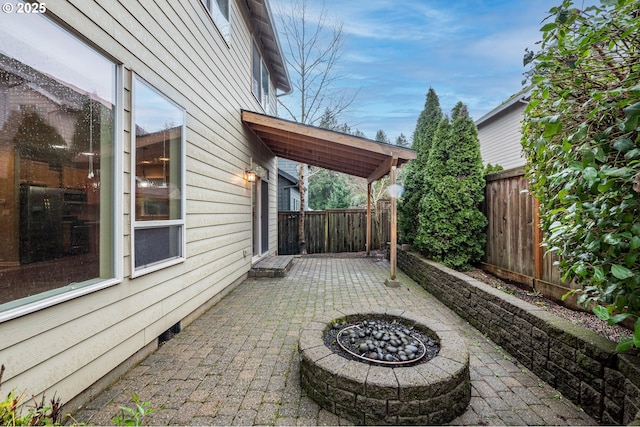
[72,256,597,425]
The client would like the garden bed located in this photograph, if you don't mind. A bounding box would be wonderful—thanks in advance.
[464,269,633,343]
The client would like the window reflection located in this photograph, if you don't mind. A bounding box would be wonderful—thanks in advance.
[0,3,116,309]
[134,80,182,222]
[133,77,184,270]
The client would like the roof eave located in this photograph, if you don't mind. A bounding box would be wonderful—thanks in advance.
[247,0,292,94]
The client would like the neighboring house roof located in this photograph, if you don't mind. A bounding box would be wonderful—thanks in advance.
[278,168,298,185]
[475,87,531,126]
[246,0,291,94]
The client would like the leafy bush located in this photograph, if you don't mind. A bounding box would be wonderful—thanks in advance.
[415,104,487,270]
[522,0,640,350]
[0,365,64,426]
[484,163,504,175]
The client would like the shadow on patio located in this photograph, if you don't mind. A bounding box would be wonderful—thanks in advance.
[72,256,595,426]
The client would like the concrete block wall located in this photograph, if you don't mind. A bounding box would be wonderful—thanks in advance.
[396,250,640,425]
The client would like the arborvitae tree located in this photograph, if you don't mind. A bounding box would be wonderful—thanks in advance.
[412,87,442,157]
[415,104,487,270]
[398,87,442,244]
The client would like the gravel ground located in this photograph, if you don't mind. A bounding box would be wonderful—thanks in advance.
[463,268,633,343]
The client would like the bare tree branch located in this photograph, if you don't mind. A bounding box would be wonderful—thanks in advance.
[274,0,359,254]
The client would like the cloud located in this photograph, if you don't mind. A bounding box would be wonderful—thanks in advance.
[271,0,570,141]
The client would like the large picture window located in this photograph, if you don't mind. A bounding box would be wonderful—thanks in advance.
[132,76,185,274]
[0,1,118,319]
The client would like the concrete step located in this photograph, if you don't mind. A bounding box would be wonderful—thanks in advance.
[249,255,294,278]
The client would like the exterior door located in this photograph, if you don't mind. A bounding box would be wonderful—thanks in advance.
[252,178,269,259]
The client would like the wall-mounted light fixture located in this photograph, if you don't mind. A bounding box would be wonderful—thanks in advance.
[245,168,257,182]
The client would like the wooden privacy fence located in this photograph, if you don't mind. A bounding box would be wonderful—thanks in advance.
[278,206,390,255]
[482,168,578,304]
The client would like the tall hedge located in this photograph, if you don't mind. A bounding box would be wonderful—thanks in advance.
[522,0,640,350]
[398,88,442,244]
[415,104,486,270]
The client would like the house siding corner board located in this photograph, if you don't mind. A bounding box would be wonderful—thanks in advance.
[0,0,279,404]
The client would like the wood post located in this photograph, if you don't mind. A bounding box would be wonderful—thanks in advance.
[390,165,397,281]
[366,182,371,256]
[533,197,544,286]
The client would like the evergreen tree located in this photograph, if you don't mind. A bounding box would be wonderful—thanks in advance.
[308,169,353,210]
[415,104,487,270]
[375,129,389,143]
[412,87,442,158]
[398,87,442,244]
[395,133,408,147]
[326,177,351,209]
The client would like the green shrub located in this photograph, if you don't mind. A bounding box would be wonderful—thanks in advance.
[399,88,443,244]
[522,0,640,350]
[484,163,504,175]
[415,104,487,270]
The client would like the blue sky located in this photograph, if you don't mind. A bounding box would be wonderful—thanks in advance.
[270,0,571,143]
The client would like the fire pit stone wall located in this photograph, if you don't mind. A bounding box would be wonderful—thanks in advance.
[298,309,470,425]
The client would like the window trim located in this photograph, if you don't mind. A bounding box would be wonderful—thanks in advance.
[0,65,124,324]
[130,74,187,278]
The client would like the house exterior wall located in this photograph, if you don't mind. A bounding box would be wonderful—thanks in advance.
[0,0,282,404]
[477,101,527,170]
[277,172,299,211]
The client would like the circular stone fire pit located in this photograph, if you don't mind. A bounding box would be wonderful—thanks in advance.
[299,310,470,425]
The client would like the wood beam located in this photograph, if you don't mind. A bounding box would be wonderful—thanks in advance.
[367,156,394,184]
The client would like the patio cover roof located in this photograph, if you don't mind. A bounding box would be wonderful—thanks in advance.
[241,110,416,183]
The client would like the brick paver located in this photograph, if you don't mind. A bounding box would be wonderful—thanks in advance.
[73,256,596,425]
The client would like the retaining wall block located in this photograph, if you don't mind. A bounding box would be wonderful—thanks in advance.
[580,380,603,416]
[396,250,640,425]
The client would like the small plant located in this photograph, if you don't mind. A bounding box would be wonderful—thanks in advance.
[0,365,64,426]
[535,301,548,310]
[497,285,515,296]
[112,393,154,426]
[526,289,543,297]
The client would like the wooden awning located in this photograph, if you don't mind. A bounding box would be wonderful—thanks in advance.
[241,110,416,183]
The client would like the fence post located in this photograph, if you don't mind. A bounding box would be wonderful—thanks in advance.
[324,211,329,253]
[533,197,544,287]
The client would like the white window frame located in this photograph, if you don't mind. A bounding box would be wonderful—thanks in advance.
[252,41,271,112]
[201,0,230,43]
[130,74,186,278]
